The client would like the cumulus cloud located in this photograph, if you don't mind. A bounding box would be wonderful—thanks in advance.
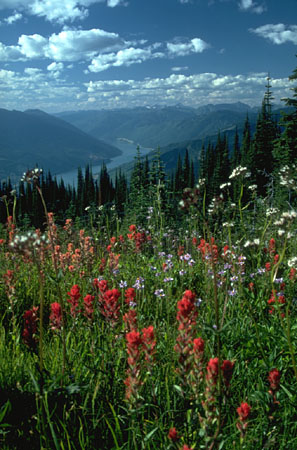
[88,46,164,72]
[2,11,23,25]
[238,0,265,14]
[0,28,125,62]
[167,38,209,56]
[250,24,297,45]
[84,72,292,110]
[0,68,292,112]
[0,28,208,73]
[0,0,125,24]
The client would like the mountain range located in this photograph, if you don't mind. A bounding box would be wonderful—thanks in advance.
[0,108,121,183]
[0,102,289,183]
[55,102,261,148]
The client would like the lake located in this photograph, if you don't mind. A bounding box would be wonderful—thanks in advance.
[56,139,153,186]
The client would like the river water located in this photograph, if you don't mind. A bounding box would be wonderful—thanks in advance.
[56,139,153,186]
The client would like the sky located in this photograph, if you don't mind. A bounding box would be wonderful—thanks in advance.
[0,0,296,113]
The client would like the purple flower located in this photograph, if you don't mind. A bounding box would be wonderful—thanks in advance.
[154,289,165,297]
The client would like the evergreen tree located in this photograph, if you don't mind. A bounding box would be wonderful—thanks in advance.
[273,57,297,168]
[240,115,252,167]
[252,76,279,195]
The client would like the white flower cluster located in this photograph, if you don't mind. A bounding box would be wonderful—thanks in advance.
[196,178,206,189]
[244,238,260,248]
[20,168,43,183]
[220,182,231,190]
[266,207,279,217]
[279,164,297,191]
[288,256,297,268]
[9,231,49,254]
[274,210,297,226]
[229,166,251,180]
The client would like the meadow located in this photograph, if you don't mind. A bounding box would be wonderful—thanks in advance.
[0,165,296,450]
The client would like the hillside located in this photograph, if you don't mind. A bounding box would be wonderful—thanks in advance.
[0,108,121,182]
[55,103,259,148]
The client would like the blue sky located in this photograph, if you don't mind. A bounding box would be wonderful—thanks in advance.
[0,0,296,112]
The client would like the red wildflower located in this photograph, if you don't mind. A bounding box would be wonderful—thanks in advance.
[221,359,235,387]
[49,302,62,330]
[123,309,138,331]
[268,368,281,391]
[110,236,117,245]
[98,279,109,293]
[67,284,81,317]
[269,238,276,255]
[142,325,156,364]
[101,288,121,324]
[22,306,39,349]
[124,328,143,401]
[289,267,296,281]
[84,294,95,320]
[206,357,219,385]
[236,402,251,422]
[168,427,179,442]
[125,287,136,305]
[180,446,193,450]
[193,337,204,354]
[265,262,271,272]
[129,224,136,232]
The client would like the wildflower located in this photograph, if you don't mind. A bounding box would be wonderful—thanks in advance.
[193,337,204,354]
[49,302,62,330]
[100,288,121,325]
[206,357,219,385]
[124,329,143,402]
[22,306,39,350]
[133,277,145,290]
[154,288,165,297]
[168,427,179,442]
[20,167,43,183]
[125,287,136,305]
[221,360,235,388]
[268,368,281,392]
[142,325,156,366]
[123,309,138,331]
[119,280,127,288]
[83,294,95,320]
[67,284,81,317]
[236,402,251,423]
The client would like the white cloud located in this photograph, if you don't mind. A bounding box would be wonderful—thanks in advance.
[250,24,297,45]
[0,0,125,24]
[238,0,265,14]
[47,62,64,71]
[167,38,209,56]
[0,28,125,62]
[0,69,292,112]
[171,66,189,72]
[88,46,163,72]
[0,41,24,60]
[83,72,292,110]
[18,33,48,58]
[2,11,23,24]
[46,29,124,61]
[107,0,127,6]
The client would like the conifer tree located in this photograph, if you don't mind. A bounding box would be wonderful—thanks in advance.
[252,76,279,196]
[273,57,297,168]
